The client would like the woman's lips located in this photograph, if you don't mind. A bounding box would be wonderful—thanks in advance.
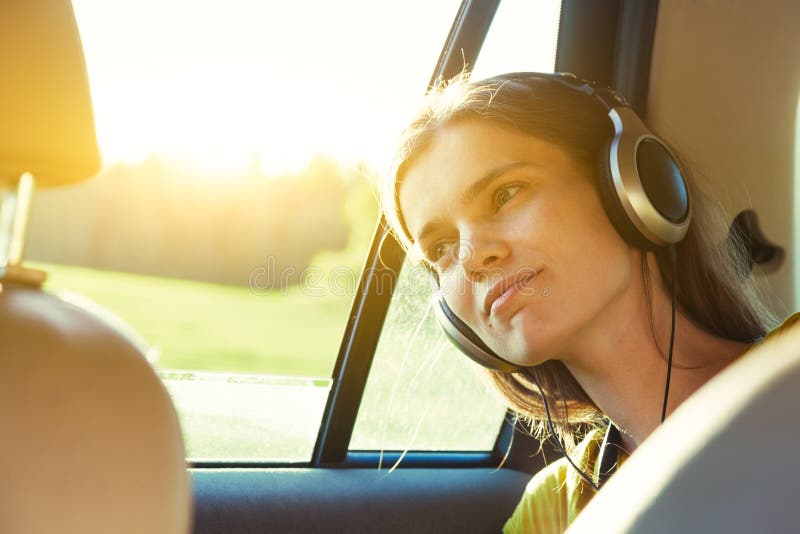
[484,270,539,317]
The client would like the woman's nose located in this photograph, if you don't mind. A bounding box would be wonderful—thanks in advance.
[459,234,509,282]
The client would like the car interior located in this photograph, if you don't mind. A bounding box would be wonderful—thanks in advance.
[1,0,797,533]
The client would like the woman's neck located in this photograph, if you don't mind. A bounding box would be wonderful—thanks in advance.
[561,268,751,453]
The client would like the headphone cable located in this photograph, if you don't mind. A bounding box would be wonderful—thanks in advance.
[536,380,601,491]
[661,245,677,423]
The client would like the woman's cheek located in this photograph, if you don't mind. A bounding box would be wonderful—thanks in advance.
[442,276,480,325]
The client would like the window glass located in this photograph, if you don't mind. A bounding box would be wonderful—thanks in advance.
[351,0,561,453]
[31,0,461,461]
[350,260,509,451]
[470,0,561,80]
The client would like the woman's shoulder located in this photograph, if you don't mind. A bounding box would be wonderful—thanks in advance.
[502,428,606,534]
[760,311,800,344]
[776,311,800,332]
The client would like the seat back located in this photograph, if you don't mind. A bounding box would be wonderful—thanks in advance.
[0,283,192,533]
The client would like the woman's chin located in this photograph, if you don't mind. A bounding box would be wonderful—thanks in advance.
[491,341,551,369]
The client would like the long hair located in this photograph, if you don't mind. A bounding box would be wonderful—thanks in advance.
[380,71,779,451]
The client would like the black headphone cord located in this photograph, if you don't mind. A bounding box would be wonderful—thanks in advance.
[536,245,678,491]
[536,379,601,491]
[661,244,677,423]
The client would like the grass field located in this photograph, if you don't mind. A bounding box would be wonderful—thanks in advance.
[39,262,350,377]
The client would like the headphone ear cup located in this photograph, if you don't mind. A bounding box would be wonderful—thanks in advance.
[429,280,525,373]
[436,296,493,353]
[596,106,692,248]
[635,138,691,225]
[596,140,659,250]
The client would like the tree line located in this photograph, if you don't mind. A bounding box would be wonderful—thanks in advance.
[27,155,379,287]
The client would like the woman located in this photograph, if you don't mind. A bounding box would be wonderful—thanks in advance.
[379,71,799,533]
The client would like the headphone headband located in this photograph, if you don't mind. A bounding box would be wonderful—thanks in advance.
[495,71,628,110]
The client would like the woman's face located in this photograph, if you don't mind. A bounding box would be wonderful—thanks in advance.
[399,119,639,367]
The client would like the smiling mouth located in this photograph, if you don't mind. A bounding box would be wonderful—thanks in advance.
[484,270,539,317]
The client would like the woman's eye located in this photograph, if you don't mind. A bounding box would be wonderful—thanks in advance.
[426,241,455,266]
[492,184,522,212]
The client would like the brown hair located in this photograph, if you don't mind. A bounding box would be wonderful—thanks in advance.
[380,71,779,450]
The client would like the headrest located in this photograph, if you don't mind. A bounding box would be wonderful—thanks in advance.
[0,0,101,188]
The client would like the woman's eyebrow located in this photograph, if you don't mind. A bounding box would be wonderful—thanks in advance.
[416,216,446,246]
[415,161,539,245]
[459,161,538,205]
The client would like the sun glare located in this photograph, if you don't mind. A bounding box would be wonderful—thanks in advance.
[71,0,559,177]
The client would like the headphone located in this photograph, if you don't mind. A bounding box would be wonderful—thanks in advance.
[430,71,692,374]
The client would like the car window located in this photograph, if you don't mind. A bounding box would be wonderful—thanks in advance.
[350,0,562,454]
[470,0,561,80]
[31,0,461,461]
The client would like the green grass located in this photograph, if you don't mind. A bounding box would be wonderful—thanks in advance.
[37,262,352,377]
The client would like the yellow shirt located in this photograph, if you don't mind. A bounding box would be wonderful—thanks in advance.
[503,311,800,534]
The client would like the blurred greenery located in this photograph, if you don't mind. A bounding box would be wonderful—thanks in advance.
[33,164,381,377]
[28,155,358,287]
[39,262,350,377]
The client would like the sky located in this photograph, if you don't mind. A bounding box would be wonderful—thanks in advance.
[71,0,560,176]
